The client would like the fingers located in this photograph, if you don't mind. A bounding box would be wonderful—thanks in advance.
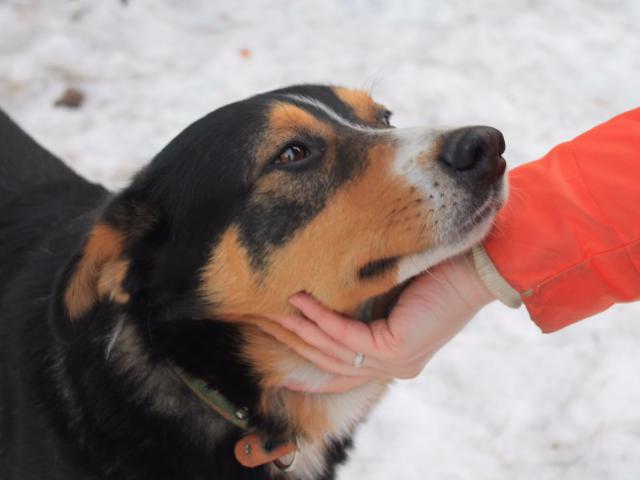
[287,294,426,373]
[265,316,381,378]
[289,294,387,356]
[285,343,378,379]
[277,314,355,364]
[276,313,387,372]
[267,292,437,391]
[274,313,431,381]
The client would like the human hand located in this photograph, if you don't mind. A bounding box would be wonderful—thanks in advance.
[269,251,495,393]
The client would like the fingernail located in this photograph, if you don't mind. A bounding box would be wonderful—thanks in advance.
[289,293,307,306]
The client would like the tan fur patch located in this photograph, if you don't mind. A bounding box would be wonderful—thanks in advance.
[97,259,130,304]
[268,102,334,134]
[333,87,380,124]
[240,323,330,439]
[64,223,127,319]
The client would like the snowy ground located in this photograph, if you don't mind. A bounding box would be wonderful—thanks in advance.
[1,1,639,478]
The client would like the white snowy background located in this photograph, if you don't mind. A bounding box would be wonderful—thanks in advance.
[1,1,639,478]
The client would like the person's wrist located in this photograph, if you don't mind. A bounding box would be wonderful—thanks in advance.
[439,252,496,313]
[462,250,496,307]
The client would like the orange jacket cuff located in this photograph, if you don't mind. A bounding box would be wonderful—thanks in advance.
[482,108,640,333]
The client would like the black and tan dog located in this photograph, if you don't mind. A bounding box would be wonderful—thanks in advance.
[0,85,506,479]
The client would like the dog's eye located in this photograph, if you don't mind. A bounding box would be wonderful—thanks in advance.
[274,143,309,166]
[379,110,393,127]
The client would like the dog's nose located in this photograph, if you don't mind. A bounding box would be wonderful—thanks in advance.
[438,126,506,180]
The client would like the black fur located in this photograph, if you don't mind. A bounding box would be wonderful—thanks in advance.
[0,86,374,479]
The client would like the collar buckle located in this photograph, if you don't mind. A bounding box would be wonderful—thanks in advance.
[173,366,300,470]
[234,433,299,471]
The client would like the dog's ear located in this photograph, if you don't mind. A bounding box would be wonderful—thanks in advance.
[63,222,129,320]
[49,197,158,342]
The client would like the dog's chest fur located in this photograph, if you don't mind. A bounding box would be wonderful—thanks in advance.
[268,366,388,479]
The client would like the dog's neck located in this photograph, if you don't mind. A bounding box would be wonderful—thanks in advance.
[48,308,262,477]
[50,304,381,479]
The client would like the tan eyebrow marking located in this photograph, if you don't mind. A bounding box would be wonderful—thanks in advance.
[268,101,332,132]
[333,87,380,124]
[282,94,378,133]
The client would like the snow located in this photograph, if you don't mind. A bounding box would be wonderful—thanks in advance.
[1,1,639,478]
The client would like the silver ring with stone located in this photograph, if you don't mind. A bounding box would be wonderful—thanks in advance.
[353,352,365,368]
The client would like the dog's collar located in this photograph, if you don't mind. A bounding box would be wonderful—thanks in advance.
[173,367,251,429]
[172,366,299,471]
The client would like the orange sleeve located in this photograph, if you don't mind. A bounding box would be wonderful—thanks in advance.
[483,108,640,333]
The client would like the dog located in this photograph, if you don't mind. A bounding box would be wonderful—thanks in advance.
[0,84,507,479]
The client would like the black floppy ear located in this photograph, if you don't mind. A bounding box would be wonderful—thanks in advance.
[49,197,158,342]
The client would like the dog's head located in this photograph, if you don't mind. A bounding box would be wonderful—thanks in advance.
[59,84,506,326]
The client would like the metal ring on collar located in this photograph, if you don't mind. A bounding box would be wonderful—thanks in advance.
[273,438,300,472]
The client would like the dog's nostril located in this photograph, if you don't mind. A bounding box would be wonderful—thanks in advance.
[439,137,481,171]
[438,126,505,179]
